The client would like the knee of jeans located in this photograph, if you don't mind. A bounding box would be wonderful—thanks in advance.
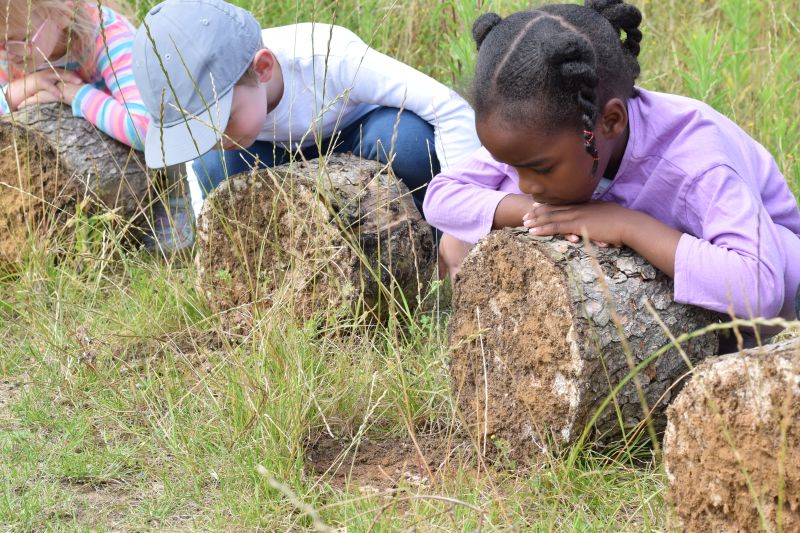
[358,110,433,158]
[393,138,439,183]
[394,117,439,170]
[191,153,228,195]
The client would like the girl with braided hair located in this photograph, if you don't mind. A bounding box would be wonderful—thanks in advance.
[423,0,800,323]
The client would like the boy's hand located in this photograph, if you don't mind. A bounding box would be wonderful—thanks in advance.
[5,70,83,110]
[522,201,636,247]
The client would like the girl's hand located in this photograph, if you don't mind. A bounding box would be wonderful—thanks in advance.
[563,232,610,248]
[5,70,83,110]
[17,89,62,108]
[524,201,683,277]
[45,80,84,106]
[522,201,637,246]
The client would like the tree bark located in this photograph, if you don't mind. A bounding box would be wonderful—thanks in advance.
[0,104,150,261]
[664,336,800,532]
[449,229,719,460]
[194,153,436,328]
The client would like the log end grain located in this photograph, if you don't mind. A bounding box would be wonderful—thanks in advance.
[664,337,800,532]
[0,104,149,262]
[194,154,435,328]
[449,229,719,461]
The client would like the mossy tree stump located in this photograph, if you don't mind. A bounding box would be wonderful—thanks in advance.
[0,104,150,261]
[664,337,800,532]
[449,229,719,460]
[194,154,436,327]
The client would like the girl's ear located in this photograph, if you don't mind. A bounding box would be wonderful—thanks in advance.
[598,98,628,140]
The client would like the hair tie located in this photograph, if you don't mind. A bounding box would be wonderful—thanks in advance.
[583,130,595,145]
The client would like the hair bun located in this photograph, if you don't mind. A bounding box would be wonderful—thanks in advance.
[585,0,643,57]
[472,13,503,50]
[542,33,598,88]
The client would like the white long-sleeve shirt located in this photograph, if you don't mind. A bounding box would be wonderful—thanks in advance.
[258,23,480,169]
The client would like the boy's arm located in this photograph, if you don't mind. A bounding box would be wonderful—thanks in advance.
[338,39,480,169]
[423,147,525,244]
[71,10,149,150]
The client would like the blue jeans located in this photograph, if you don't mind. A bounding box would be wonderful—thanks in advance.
[796,284,800,319]
[192,107,440,216]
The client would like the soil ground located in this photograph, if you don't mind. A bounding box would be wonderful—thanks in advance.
[306,434,476,493]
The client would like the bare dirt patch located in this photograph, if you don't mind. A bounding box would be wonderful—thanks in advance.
[65,480,136,530]
[305,434,475,493]
[0,378,22,429]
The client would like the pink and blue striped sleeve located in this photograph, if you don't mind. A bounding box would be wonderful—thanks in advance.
[0,60,13,114]
[71,9,149,150]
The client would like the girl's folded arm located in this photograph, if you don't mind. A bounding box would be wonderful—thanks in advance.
[0,84,10,114]
[423,147,523,244]
[1,60,14,113]
[73,18,149,150]
[673,166,788,318]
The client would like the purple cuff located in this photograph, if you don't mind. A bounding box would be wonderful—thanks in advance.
[673,232,695,307]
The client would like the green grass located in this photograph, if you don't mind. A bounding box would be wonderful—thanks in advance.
[1,0,799,530]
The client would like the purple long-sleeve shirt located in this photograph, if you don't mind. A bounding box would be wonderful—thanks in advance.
[423,88,800,319]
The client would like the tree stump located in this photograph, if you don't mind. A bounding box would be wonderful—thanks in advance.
[0,104,150,261]
[664,337,800,532]
[449,229,719,459]
[194,154,436,327]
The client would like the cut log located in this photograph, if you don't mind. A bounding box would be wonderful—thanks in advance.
[194,154,436,327]
[664,337,800,532]
[449,229,719,460]
[0,104,150,261]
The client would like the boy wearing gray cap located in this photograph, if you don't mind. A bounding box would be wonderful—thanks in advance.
[132,0,480,215]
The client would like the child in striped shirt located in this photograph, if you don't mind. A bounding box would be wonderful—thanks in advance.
[1,0,149,150]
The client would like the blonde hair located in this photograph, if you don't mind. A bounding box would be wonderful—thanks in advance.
[235,44,268,87]
[236,65,260,87]
[2,1,129,64]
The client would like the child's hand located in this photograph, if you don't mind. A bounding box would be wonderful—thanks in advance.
[522,201,636,247]
[44,80,84,106]
[5,70,83,110]
[17,89,63,108]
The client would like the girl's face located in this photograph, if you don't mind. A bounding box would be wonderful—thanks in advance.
[477,115,604,205]
[1,12,68,68]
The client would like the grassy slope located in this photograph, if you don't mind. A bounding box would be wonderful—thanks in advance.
[1,0,798,530]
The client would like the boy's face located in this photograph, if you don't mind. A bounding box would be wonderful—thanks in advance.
[220,82,268,150]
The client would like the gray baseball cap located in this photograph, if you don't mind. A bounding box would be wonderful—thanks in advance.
[133,0,262,167]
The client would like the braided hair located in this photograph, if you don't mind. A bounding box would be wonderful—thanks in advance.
[471,1,642,173]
